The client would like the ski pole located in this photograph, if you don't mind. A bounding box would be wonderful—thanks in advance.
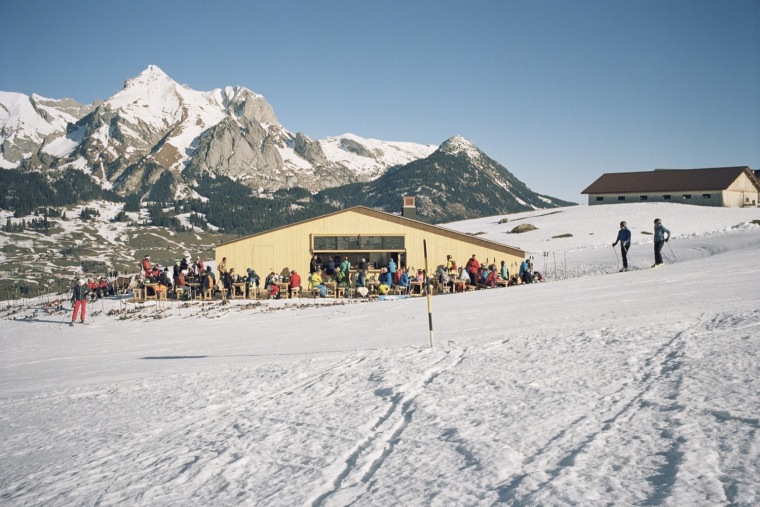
[666,241,678,263]
[612,245,619,270]
[59,301,70,329]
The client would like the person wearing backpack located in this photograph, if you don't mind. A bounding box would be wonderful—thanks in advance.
[612,221,632,271]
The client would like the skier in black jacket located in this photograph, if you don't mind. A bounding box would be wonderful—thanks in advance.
[612,221,632,271]
[70,279,90,326]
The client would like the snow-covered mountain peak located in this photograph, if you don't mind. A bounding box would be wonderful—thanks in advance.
[438,135,482,160]
[125,64,173,88]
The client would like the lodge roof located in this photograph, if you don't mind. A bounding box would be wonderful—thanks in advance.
[581,166,760,194]
[216,205,526,257]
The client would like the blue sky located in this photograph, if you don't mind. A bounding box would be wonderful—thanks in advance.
[2,0,758,203]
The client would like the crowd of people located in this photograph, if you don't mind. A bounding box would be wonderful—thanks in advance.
[66,219,672,325]
[305,253,546,299]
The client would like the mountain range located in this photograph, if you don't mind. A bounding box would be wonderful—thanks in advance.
[1,65,573,228]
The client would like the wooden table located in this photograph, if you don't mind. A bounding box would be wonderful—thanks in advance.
[323,281,337,298]
[143,283,158,301]
[231,282,246,299]
[187,283,200,299]
[452,280,467,293]
[276,282,290,298]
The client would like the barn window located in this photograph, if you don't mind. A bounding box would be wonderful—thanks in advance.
[618,196,626,201]
[702,194,711,199]
[683,194,692,200]
[663,195,671,200]
[639,195,648,201]
[596,196,603,202]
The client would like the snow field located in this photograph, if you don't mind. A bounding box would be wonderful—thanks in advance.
[1,205,759,506]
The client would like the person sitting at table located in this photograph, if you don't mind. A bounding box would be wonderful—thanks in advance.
[377,267,392,295]
[244,268,259,298]
[378,267,392,286]
[264,272,278,291]
[438,267,451,291]
[479,267,497,289]
[289,270,301,297]
[393,266,403,286]
[176,269,190,297]
[203,266,216,296]
[454,266,470,292]
[157,267,172,297]
[397,267,410,294]
[269,283,280,299]
[222,268,234,295]
[311,269,328,297]
[355,269,369,297]
[499,260,509,282]
[446,255,457,278]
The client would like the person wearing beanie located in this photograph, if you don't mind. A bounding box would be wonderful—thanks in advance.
[612,220,632,271]
[70,279,90,325]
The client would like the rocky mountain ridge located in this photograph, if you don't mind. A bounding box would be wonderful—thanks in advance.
[1,66,436,196]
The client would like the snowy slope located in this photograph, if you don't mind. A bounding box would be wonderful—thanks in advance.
[0,92,89,168]
[320,133,438,179]
[1,203,759,506]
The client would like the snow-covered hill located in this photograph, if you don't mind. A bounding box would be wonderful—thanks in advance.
[1,205,759,506]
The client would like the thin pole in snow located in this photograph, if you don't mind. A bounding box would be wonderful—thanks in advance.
[423,239,434,349]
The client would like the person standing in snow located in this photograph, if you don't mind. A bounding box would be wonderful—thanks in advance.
[70,279,89,326]
[612,221,632,271]
[652,218,671,267]
[465,254,480,285]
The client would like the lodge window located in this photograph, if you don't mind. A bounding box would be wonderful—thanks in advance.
[702,194,711,199]
[683,194,692,200]
[639,195,648,201]
[618,196,626,201]
[663,195,671,200]
[596,196,604,202]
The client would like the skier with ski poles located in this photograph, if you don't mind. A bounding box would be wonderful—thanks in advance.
[70,279,90,326]
[652,218,671,267]
[612,221,632,271]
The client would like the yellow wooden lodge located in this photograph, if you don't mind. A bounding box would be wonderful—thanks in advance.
[215,202,526,286]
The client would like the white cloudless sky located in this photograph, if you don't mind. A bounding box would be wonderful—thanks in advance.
[2,0,758,203]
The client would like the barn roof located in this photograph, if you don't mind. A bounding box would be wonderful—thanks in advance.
[582,166,760,194]
[216,205,526,257]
